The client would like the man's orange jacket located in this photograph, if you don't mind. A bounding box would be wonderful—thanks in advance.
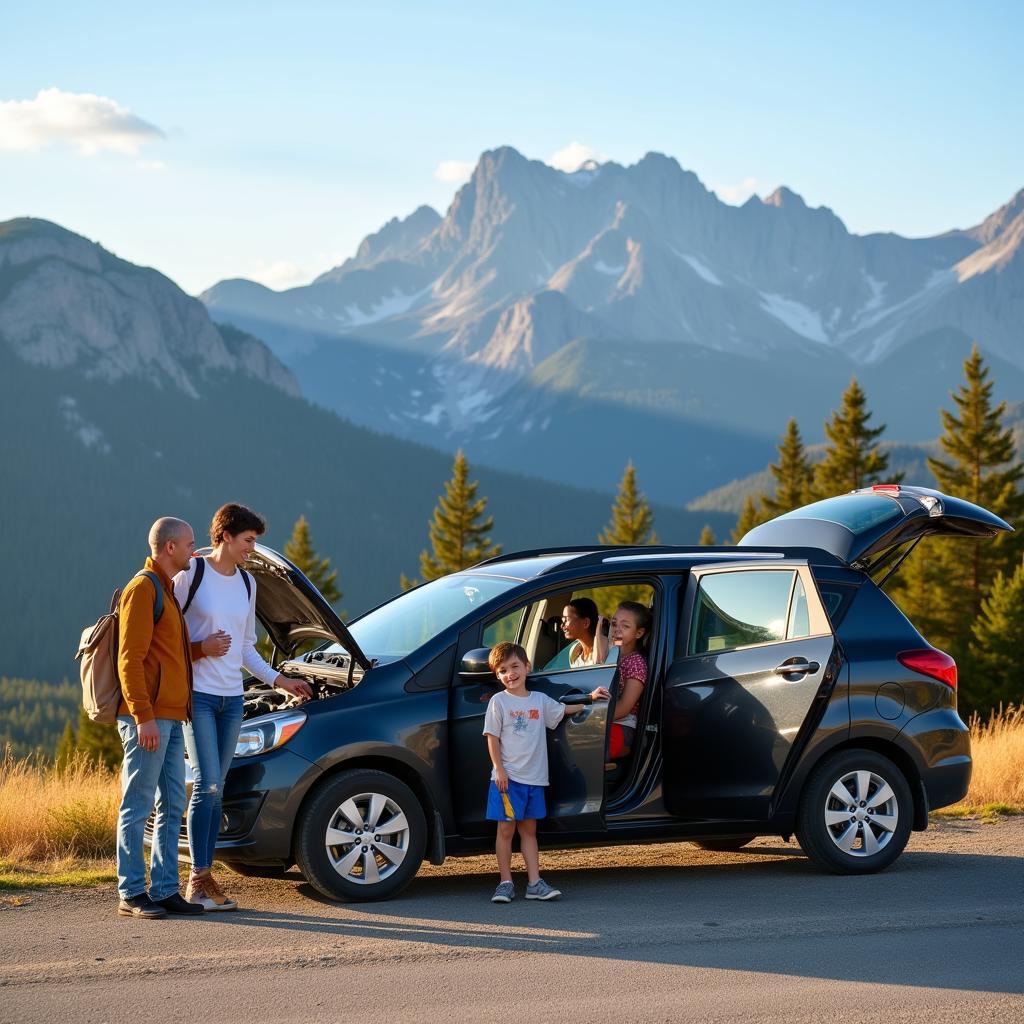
[117,557,195,724]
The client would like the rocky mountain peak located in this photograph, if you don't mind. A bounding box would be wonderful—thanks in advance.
[0,218,298,399]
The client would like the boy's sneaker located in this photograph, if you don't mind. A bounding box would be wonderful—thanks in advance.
[491,881,515,903]
[187,870,237,911]
[117,893,167,919]
[525,878,562,901]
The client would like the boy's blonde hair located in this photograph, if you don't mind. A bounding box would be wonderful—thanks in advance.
[488,642,529,673]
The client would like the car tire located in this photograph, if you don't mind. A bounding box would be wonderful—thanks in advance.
[295,768,427,902]
[694,835,757,852]
[221,861,287,879]
[796,748,913,875]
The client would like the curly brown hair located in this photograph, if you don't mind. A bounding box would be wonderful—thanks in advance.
[210,503,266,545]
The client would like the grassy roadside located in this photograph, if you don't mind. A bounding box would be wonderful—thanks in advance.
[2,706,1022,890]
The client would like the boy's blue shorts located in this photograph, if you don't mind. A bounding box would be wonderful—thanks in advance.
[486,779,546,821]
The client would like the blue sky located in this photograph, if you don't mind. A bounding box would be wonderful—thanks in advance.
[1,2,1020,294]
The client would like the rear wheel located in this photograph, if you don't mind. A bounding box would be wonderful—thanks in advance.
[295,769,426,902]
[796,748,913,874]
[694,835,757,852]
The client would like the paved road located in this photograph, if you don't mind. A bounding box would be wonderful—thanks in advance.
[3,819,1023,1023]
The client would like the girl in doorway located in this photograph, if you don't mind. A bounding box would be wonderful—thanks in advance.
[609,601,652,760]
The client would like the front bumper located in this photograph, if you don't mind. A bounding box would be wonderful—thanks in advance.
[144,746,321,865]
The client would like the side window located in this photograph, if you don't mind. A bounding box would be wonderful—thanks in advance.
[787,575,810,639]
[482,607,526,648]
[689,571,795,655]
[816,582,857,627]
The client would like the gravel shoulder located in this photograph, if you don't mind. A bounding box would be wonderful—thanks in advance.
[2,818,1023,1023]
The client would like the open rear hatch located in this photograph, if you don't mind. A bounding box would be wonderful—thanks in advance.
[243,544,372,670]
[739,485,1012,574]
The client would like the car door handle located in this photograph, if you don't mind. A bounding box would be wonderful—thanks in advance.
[773,659,819,676]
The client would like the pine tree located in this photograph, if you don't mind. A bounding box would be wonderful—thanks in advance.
[762,419,813,517]
[967,563,1024,716]
[600,463,658,546]
[698,525,717,546]
[895,346,1024,681]
[284,515,341,606]
[811,378,898,499]
[731,495,766,543]
[75,707,122,770]
[420,450,501,581]
[54,719,76,771]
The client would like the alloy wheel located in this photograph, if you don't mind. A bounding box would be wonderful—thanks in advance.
[823,769,899,858]
[324,791,411,885]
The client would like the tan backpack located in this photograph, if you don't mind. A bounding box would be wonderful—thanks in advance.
[75,572,164,723]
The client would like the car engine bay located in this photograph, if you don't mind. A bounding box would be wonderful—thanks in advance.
[241,648,365,719]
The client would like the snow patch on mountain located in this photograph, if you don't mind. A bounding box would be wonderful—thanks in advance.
[675,250,723,286]
[758,293,828,343]
[337,285,431,327]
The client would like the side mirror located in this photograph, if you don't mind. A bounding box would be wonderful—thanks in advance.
[459,648,494,676]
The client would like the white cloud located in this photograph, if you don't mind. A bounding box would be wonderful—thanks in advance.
[712,176,761,205]
[247,261,313,290]
[434,159,475,184]
[0,87,165,155]
[547,141,608,173]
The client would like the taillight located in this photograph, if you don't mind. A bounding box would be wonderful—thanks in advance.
[897,648,957,689]
[872,484,901,493]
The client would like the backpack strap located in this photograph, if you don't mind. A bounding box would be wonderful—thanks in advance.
[134,571,164,624]
[182,557,205,615]
[240,568,252,602]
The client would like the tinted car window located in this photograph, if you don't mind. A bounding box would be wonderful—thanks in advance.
[815,582,858,627]
[787,575,810,638]
[690,571,795,654]
[774,494,902,533]
[483,607,526,647]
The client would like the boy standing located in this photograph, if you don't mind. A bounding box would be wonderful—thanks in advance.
[483,641,609,903]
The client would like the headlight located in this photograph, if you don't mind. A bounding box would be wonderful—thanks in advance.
[235,709,307,758]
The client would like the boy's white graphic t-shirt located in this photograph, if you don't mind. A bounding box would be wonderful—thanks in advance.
[173,559,279,697]
[482,689,566,786]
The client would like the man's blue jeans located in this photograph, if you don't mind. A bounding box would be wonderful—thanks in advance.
[183,691,244,871]
[116,716,186,901]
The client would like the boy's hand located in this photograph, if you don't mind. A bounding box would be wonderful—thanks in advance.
[590,686,611,702]
[495,768,509,793]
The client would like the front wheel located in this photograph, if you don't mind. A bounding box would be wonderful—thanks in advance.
[796,748,913,874]
[295,769,426,902]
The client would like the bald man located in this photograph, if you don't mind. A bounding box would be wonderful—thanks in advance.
[115,517,204,919]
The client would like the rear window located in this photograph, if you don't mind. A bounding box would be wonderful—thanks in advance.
[689,570,796,654]
[775,494,902,534]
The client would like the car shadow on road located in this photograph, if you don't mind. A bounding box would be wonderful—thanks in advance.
[212,846,1024,995]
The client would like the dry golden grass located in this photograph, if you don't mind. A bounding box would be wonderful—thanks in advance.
[1,705,1022,883]
[944,704,1024,815]
[0,748,119,862]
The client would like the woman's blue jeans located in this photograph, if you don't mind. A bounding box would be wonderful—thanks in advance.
[183,691,244,870]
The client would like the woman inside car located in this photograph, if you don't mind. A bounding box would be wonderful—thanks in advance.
[561,598,609,668]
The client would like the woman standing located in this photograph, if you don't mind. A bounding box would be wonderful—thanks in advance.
[174,503,312,910]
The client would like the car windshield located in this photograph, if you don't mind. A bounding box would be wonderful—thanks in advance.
[775,494,902,534]
[326,573,523,659]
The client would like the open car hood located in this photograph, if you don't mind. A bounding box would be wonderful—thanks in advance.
[739,485,1013,570]
[242,544,372,669]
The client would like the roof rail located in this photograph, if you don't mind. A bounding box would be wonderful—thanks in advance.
[470,544,706,574]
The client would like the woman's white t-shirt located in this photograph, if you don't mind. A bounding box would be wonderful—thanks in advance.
[173,558,278,697]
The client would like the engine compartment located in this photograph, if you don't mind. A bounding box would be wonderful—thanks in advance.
[241,648,366,720]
